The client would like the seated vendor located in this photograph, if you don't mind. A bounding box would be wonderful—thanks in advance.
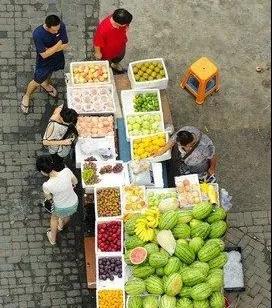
[155,126,217,186]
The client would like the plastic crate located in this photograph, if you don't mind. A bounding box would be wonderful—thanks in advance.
[70,60,111,86]
[124,111,165,140]
[94,185,124,220]
[67,83,115,114]
[120,88,162,115]
[95,219,124,255]
[130,132,171,162]
[128,58,169,90]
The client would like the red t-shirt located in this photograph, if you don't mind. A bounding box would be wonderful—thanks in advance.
[93,15,128,60]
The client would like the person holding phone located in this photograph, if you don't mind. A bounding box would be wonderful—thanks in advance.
[36,155,78,245]
[21,15,69,114]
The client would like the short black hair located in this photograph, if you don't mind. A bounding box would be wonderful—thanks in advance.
[112,8,133,25]
[176,130,194,146]
[45,15,61,28]
[36,155,54,174]
[60,107,78,125]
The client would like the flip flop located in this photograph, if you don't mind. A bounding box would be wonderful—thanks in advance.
[41,85,58,98]
[20,95,30,114]
[111,67,127,75]
[47,230,56,245]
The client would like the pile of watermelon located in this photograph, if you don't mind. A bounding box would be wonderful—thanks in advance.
[124,202,228,308]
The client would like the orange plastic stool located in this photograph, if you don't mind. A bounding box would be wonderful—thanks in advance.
[180,57,220,105]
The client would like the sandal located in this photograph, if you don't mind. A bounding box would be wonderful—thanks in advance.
[47,230,56,245]
[41,85,58,98]
[20,95,30,114]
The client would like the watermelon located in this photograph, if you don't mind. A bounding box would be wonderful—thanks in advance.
[126,235,145,250]
[177,297,193,308]
[145,275,164,295]
[164,256,182,276]
[176,239,188,245]
[190,283,212,301]
[190,222,211,239]
[179,286,192,298]
[164,273,183,296]
[160,248,171,259]
[208,268,223,276]
[143,295,160,308]
[128,296,143,308]
[156,267,165,277]
[209,221,228,238]
[177,210,193,224]
[180,267,206,287]
[133,265,155,279]
[210,291,225,308]
[158,210,178,230]
[193,299,210,308]
[189,237,204,253]
[149,252,169,268]
[206,272,224,292]
[206,208,227,224]
[205,239,225,251]
[208,252,228,269]
[124,250,133,265]
[190,261,209,277]
[159,295,177,308]
[125,214,141,235]
[192,202,213,220]
[144,243,160,255]
[198,242,221,262]
[172,223,191,239]
[174,242,195,264]
[125,277,146,295]
[130,247,148,265]
[189,219,203,228]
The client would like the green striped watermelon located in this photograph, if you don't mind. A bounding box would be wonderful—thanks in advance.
[158,210,178,230]
[206,207,227,224]
[208,252,228,269]
[164,273,183,296]
[174,242,195,264]
[192,202,213,220]
[145,275,164,295]
[125,277,146,295]
[198,241,221,262]
[172,223,191,239]
[210,291,225,308]
[177,297,193,308]
[190,283,212,301]
[190,222,210,239]
[209,221,228,238]
[180,267,206,287]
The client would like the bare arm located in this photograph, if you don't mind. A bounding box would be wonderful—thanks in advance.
[208,155,217,175]
[40,41,69,59]
[94,46,102,59]
[71,174,78,186]
[43,139,73,146]
[154,139,175,157]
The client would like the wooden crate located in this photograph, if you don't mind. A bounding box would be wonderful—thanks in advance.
[84,236,96,289]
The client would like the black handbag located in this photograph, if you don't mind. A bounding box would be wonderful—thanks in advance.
[43,199,54,214]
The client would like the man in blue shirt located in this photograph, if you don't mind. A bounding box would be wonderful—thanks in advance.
[21,15,69,114]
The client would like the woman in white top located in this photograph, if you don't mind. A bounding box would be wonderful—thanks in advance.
[36,155,78,245]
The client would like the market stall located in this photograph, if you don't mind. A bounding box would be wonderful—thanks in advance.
[65,59,243,308]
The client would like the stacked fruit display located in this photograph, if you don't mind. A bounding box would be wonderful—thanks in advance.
[124,202,228,307]
[68,85,114,113]
[77,116,114,137]
[131,133,167,160]
[96,187,122,218]
[175,177,202,207]
[97,220,122,253]
[146,189,179,211]
[122,185,146,212]
[133,92,160,112]
[131,61,166,82]
[126,113,163,137]
[71,62,109,84]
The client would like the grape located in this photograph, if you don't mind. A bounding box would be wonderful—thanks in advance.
[98,256,123,282]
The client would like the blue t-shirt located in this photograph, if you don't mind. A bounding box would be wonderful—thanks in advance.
[33,22,68,68]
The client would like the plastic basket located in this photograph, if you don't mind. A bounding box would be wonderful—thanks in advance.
[124,111,165,140]
[128,58,169,90]
[95,219,124,255]
[120,88,162,115]
[130,132,171,162]
[67,83,115,114]
[70,60,111,86]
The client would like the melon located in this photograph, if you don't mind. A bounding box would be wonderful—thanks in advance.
[130,247,148,265]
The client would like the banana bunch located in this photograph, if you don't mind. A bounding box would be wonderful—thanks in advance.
[134,208,160,242]
[200,183,218,204]
[200,182,209,194]
[135,218,155,242]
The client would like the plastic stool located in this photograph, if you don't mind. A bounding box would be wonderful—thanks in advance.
[180,57,220,105]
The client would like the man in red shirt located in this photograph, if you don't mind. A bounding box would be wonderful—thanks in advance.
[93,8,133,74]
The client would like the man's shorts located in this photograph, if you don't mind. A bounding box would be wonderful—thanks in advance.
[34,60,65,84]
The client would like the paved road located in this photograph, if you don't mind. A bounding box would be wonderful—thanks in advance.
[0,0,271,307]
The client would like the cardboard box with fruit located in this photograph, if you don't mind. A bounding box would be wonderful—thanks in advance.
[128,58,169,90]
[70,60,111,85]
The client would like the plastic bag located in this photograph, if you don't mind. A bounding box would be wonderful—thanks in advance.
[220,188,233,211]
